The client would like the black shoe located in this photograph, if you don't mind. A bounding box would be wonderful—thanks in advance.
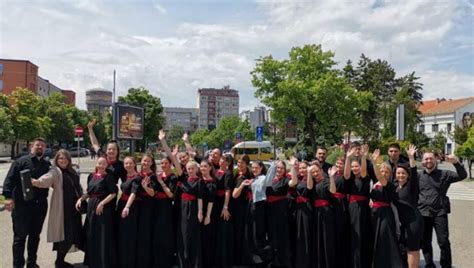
[26,264,40,268]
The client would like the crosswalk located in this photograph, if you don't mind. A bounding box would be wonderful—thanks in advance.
[447,182,474,201]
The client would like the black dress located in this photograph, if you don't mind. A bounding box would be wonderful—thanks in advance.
[201,177,217,268]
[293,178,313,268]
[313,178,336,268]
[370,182,403,268]
[331,173,350,268]
[214,169,234,267]
[231,170,253,266]
[395,167,424,251]
[116,174,141,268]
[153,172,177,268]
[84,173,118,268]
[53,169,83,253]
[347,174,373,268]
[177,175,203,268]
[136,172,157,268]
[266,175,291,267]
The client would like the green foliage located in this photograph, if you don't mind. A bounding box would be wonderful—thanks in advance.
[167,125,186,148]
[455,126,474,179]
[118,87,164,151]
[326,146,345,165]
[378,136,412,156]
[190,129,211,147]
[251,44,372,150]
[430,131,448,153]
[0,106,14,143]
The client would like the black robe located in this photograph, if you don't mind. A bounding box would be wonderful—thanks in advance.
[294,178,313,268]
[136,172,157,268]
[84,173,118,268]
[347,174,373,268]
[266,175,291,267]
[201,177,217,268]
[313,178,336,268]
[116,174,141,268]
[331,173,350,268]
[214,169,234,267]
[177,175,203,268]
[153,172,177,268]
[370,182,403,268]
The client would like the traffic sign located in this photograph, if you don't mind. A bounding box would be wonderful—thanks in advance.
[75,126,84,136]
[236,132,242,140]
[74,137,84,142]
[256,126,264,142]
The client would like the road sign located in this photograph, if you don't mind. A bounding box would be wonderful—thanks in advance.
[256,126,264,142]
[75,126,84,136]
[74,137,84,142]
[236,132,242,140]
[224,139,232,149]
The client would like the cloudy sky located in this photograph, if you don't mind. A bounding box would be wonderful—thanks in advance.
[1,0,472,110]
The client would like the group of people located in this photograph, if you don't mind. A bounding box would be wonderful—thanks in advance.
[2,121,468,268]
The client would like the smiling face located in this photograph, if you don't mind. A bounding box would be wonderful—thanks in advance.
[335,158,344,173]
[298,162,308,176]
[251,162,263,177]
[161,158,171,172]
[396,167,409,185]
[316,148,327,163]
[124,157,136,173]
[106,142,119,160]
[31,140,46,157]
[186,161,198,177]
[96,157,108,173]
[422,152,436,170]
[200,161,211,177]
[141,155,153,173]
[237,159,247,173]
[388,146,401,162]
[276,161,286,177]
[178,152,189,166]
[311,165,322,179]
[351,160,361,175]
[380,164,392,181]
[55,151,70,169]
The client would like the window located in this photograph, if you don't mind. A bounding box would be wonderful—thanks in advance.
[447,123,452,133]
[0,63,3,75]
[0,80,3,91]
[419,124,425,132]
[432,124,439,132]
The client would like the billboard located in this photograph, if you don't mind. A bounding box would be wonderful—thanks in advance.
[116,104,144,140]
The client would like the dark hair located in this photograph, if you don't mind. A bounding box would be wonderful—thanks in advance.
[316,146,327,152]
[32,137,46,144]
[95,156,108,173]
[388,143,401,150]
[107,140,120,160]
[349,141,361,149]
[239,154,250,166]
[396,163,411,176]
[336,156,345,163]
[53,149,74,173]
[252,160,267,176]
[299,160,310,167]
[221,154,234,171]
[141,153,157,173]
[200,159,217,180]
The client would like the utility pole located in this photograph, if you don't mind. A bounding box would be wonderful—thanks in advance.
[112,70,117,141]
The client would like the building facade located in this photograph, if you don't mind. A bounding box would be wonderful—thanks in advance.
[37,76,62,98]
[163,107,199,132]
[418,97,474,154]
[197,85,239,129]
[240,106,267,129]
[61,89,76,106]
[0,59,38,95]
[86,88,112,118]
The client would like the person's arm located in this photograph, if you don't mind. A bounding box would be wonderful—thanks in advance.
[344,148,355,180]
[445,155,468,183]
[2,160,20,211]
[371,149,387,186]
[264,162,277,187]
[121,193,136,218]
[182,133,197,156]
[95,192,117,215]
[159,129,183,176]
[360,144,368,178]
[306,165,314,190]
[31,168,56,188]
[141,176,155,197]
[158,177,174,198]
[221,171,232,220]
[87,119,100,153]
[205,201,214,225]
[328,166,337,194]
[198,198,204,223]
[288,157,299,187]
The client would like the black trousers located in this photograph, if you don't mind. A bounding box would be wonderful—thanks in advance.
[422,215,451,268]
[11,199,48,267]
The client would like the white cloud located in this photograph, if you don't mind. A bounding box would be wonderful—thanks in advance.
[1,0,471,111]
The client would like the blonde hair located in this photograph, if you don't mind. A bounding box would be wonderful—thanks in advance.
[379,162,392,174]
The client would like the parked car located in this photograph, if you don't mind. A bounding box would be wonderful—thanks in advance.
[69,147,89,157]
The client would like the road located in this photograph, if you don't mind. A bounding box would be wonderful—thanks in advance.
[0,158,473,267]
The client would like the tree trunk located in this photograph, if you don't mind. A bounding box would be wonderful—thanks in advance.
[10,141,16,159]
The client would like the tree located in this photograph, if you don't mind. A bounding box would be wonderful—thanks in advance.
[118,87,165,152]
[39,92,75,145]
[252,44,372,150]
[2,88,51,157]
[206,116,253,149]
[455,126,474,179]
[431,130,448,154]
[167,125,186,148]
[190,129,210,148]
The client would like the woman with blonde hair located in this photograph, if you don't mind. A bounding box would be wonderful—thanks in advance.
[32,149,83,268]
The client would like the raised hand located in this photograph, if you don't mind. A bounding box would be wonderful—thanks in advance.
[289,156,298,167]
[159,129,166,141]
[142,176,151,189]
[182,133,189,142]
[87,119,97,129]
[361,144,369,157]
[445,154,458,164]
[371,149,381,163]
[328,166,337,177]
[407,144,418,158]
[347,147,356,157]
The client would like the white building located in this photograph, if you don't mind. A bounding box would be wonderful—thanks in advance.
[240,106,267,129]
[197,86,239,129]
[163,107,199,132]
[37,76,62,98]
[418,97,474,154]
